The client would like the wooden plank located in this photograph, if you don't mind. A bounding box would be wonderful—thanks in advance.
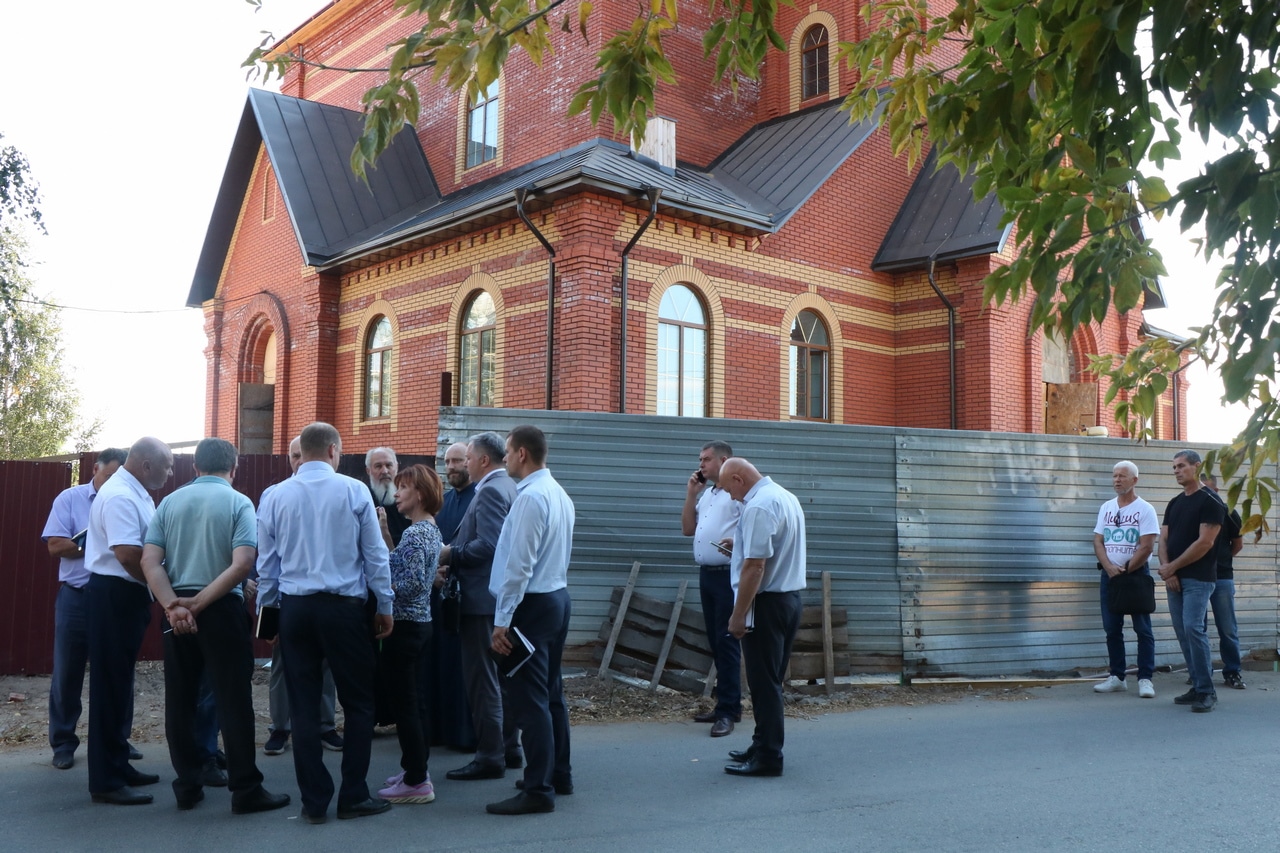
[610,587,707,638]
[605,650,708,694]
[793,624,849,649]
[822,571,835,694]
[598,561,642,677]
[650,580,688,692]
[799,605,848,628]
[595,622,713,673]
[789,651,851,680]
[702,661,717,698]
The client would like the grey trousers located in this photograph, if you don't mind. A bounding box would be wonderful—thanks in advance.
[459,614,520,765]
[269,641,337,734]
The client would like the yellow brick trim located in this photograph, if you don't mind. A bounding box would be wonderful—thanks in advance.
[350,299,400,434]
[444,272,507,408]
[643,264,725,418]
[788,9,839,113]
[777,292,844,422]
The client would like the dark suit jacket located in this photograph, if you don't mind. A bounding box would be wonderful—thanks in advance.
[450,469,517,616]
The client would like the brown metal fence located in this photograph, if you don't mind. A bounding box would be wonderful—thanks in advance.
[2,450,435,675]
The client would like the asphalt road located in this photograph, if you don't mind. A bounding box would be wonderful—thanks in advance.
[3,670,1276,852]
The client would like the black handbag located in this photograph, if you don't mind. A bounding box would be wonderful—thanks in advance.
[1107,571,1156,615]
[439,573,463,634]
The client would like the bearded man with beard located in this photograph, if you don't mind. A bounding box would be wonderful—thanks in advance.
[368,447,410,548]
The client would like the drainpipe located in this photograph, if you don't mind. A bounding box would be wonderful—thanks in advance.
[926,255,958,430]
[1169,349,1197,441]
[618,189,661,413]
[515,188,556,410]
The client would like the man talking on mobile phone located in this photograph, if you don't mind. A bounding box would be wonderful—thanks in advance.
[680,440,741,738]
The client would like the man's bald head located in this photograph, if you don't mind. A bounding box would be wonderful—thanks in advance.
[125,436,174,491]
[718,457,762,502]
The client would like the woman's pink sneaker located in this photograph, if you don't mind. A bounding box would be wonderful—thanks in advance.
[378,775,435,804]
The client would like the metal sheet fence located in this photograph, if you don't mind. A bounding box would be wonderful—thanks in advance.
[440,408,1279,678]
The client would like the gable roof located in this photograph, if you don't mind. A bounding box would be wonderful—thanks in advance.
[873,148,1011,272]
[187,89,439,306]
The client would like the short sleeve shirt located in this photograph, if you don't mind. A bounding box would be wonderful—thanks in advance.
[1093,496,1158,569]
[693,485,740,566]
[730,477,807,595]
[42,481,98,587]
[1163,488,1226,583]
[145,476,256,593]
[86,467,156,585]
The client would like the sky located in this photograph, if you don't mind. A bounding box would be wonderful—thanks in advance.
[0,1,1252,451]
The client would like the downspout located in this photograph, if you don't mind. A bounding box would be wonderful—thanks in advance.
[618,189,661,413]
[926,255,958,430]
[1170,350,1197,441]
[515,188,556,410]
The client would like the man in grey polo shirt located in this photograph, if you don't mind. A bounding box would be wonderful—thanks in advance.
[719,458,806,778]
[141,438,290,815]
[681,439,742,737]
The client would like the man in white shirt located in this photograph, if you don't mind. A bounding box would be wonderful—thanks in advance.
[680,439,742,737]
[1091,460,1159,699]
[85,437,173,805]
[719,458,806,778]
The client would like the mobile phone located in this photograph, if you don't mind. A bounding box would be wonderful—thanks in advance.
[695,471,706,484]
[713,541,732,556]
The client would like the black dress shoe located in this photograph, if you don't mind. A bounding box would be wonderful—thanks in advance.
[724,757,783,777]
[710,718,734,737]
[693,710,718,723]
[727,745,755,762]
[175,789,205,811]
[505,751,525,769]
[128,744,144,761]
[486,792,554,815]
[201,759,228,788]
[124,766,160,786]
[337,797,391,820]
[516,776,574,795]
[301,808,326,825]
[232,786,291,814]
[92,786,154,806]
[446,760,505,781]
[52,751,75,770]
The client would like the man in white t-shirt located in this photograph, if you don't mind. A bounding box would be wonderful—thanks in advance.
[1091,460,1159,698]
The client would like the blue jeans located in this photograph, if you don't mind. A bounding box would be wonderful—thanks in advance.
[1098,570,1155,680]
[699,567,742,721]
[1167,577,1216,696]
[1205,578,1241,676]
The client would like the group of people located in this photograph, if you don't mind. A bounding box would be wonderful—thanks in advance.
[41,423,578,819]
[1092,450,1245,711]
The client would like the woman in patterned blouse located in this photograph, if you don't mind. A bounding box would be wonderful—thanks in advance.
[377,464,443,804]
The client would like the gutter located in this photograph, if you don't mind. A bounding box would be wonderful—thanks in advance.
[515,187,556,410]
[926,254,958,430]
[618,189,661,413]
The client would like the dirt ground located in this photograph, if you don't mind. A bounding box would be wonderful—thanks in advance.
[0,660,1028,750]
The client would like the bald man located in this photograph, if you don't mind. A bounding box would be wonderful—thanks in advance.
[718,458,806,778]
[85,437,174,805]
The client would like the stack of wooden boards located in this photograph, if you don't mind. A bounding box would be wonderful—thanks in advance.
[595,563,850,694]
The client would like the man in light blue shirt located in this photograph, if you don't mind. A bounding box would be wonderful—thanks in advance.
[256,422,393,823]
[720,458,806,778]
[486,425,574,815]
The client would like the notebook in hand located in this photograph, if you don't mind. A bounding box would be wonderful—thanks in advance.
[490,625,535,677]
[255,605,280,641]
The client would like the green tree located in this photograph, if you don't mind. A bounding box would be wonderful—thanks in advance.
[246,0,1280,531]
[1,132,45,310]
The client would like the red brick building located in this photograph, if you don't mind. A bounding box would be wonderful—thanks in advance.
[189,0,1185,454]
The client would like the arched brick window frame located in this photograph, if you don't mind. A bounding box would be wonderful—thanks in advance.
[446,273,505,407]
[645,265,726,417]
[789,11,839,112]
[779,293,844,422]
[231,292,290,449]
[351,299,400,429]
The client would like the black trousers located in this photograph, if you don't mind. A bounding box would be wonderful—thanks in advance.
[741,590,802,764]
[85,574,151,794]
[164,591,264,799]
[280,593,377,816]
[505,589,572,798]
[382,619,433,785]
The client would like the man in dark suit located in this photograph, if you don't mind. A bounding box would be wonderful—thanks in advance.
[440,432,521,780]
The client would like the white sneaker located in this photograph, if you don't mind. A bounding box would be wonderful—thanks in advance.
[1093,675,1127,693]
[1138,678,1155,699]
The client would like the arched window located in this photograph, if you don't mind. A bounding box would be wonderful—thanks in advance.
[801,26,830,100]
[365,316,393,419]
[657,284,707,417]
[789,310,830,420]
[466,79,500,168]
[460,292,497,406]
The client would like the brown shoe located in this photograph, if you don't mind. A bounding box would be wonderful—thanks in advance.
[710,717,734,737]
[693,710,718,723]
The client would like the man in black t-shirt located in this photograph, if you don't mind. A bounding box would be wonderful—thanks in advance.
[1157,450,1225,712]
[1201,474,1246,689]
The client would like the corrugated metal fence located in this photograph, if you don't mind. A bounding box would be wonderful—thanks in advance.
[439,408,1279,678]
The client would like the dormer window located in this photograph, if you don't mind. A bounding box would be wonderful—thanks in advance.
[802,26,830,100]
[466,79,500,168]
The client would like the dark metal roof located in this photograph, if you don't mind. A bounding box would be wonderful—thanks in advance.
[187,90,438,306]
[710,98,880,227]
[872,148,1011,272]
